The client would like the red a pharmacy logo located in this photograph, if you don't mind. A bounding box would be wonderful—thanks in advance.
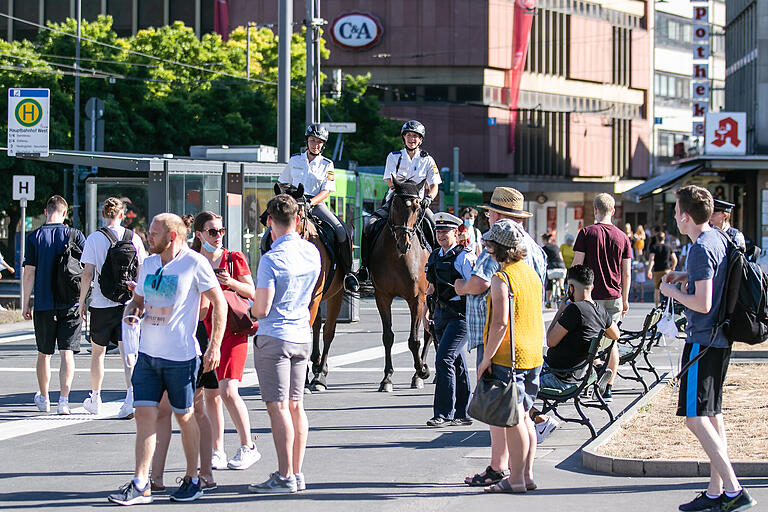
[712,117,741,148]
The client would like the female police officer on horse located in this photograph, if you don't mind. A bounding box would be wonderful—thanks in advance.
[357,120,441,282]
[278,124,359,292]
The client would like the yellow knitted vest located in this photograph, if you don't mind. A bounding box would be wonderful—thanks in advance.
[483,260,544,369]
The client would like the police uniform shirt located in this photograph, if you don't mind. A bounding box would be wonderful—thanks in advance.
[438,244,477,300]
[384,149,442,199]
[279,151,336,197]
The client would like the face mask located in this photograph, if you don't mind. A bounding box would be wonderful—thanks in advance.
[464,219,473,227]
[202,240,219,253]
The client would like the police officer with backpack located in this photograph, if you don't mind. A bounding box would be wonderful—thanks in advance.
[357,120,441,282]
[77,197,146,418]
[22,195,86,415]
[278,124,359,292]
[424,212,476,427]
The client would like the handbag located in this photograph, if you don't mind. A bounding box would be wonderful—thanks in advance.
[467,273,520,427]
[222,251,259,336]
[121,315,141,367]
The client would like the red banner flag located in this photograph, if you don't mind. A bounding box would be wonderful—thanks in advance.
[508,0,536,153]
[214,0,230,41]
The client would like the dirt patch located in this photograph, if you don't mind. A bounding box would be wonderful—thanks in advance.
[597,363,768,461]
[0,309,24,324]
[732,342,768,352]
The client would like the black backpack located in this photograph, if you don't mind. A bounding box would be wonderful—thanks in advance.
[52,228,84,304]
[717,232,768,345]
[98,227,139,303]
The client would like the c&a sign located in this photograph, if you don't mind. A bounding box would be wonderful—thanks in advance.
[704,112,747,155]
[330,11,383,51]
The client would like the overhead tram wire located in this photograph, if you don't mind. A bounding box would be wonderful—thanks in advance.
[0,11,278,86]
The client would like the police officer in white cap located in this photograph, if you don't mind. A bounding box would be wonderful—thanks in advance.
[358,121,441,282]
[279,124,358,292]
[424,212,476,427]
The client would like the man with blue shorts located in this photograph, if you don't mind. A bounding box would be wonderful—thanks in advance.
[107,213,227,506]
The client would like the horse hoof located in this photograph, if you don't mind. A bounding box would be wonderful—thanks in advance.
[418,365,431,380]
[304,387,312,395]
[411,377,424,389]
[309,381,327,392]
[378,382,394,393]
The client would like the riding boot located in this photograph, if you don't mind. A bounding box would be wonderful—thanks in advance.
[421,217,436,251]
[340,236,359,293]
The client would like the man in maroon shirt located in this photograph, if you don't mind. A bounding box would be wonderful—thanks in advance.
[572,193,632,401]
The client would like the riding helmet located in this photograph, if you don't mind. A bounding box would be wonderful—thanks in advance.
[401,120,426,139]
[305,123,329,143]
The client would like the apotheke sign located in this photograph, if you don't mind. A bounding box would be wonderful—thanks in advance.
[330,11,383,51]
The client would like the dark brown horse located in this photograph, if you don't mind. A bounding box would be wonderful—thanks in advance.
[369,178,434,392]
[272,183,344,391]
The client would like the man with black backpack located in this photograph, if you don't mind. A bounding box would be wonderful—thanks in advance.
[77,197,147,418]
[660,185,756,512]
[22,195,86,416]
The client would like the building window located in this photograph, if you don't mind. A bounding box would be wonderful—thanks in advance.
[656,12,693,49]
[13,1,39,42]
[525,9,569,77]
[612,118,631,177]
[657,131,690,158]
[514,110,570,177]
[170,0,196,27]
[108,0,133,37]
[456,86,483,103]
[83,0,102,22]
[424,86,449,103]
[138,0,164,30]
[654,72,691,105]
[44,0,70,25]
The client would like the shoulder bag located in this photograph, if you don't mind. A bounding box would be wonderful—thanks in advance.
[221,251,259,336]
[467,273,520,427]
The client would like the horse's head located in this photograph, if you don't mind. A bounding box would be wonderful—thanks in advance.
[388,177,426,254]
[274,182,309,235]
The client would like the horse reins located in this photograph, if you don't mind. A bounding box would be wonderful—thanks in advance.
[388,192,428,249]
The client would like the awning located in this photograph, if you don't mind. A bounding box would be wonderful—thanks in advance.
[623,163,701,202]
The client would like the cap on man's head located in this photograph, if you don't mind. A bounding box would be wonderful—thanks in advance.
[713,199,734,214]
[481,219,526,248]
[434,212,462,230]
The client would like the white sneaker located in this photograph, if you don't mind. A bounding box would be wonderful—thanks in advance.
[227,444,261,470]
[295,473,306,491]
[211,450,228,470]
[117,399,135,420]
[83,393,102,415]
[34,392,50,413]
[535,416,559,444]
[57,400,71,415]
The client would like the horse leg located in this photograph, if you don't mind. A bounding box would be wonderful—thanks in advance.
[408,297,429,389]
[310,291,343,392]
[375,294,395,392]
[306,312,322,392]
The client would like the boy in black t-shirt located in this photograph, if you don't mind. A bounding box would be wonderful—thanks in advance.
[541,265,620,399]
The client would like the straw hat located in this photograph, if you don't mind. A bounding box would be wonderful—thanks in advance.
[478,187,532,218]
[482,219,526,248]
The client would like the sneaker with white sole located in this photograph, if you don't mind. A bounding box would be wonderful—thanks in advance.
[118,399,135,420]
[227,444,261,470]
[535,416,559,444]
[57,400,71,416]
[170,476,203,502]
[83,393,102,415]
[211,450,228,470]
[34,392,50,413]
[248,472,297,494]
[295,473,306,491]
[107,481,153,506]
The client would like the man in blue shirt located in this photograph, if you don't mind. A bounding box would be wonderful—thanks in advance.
[660,185,755,512]
[250,194,321,494]
[22,195,86,416]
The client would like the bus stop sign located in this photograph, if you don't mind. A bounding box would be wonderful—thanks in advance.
[7,88,50,157]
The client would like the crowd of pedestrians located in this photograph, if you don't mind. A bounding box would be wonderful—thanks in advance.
[17,164,753,509]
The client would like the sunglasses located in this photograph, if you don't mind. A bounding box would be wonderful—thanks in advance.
[205,228,227,237]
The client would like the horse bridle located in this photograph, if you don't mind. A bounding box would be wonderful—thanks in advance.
[388,192,428,248]
[294,195,311,240]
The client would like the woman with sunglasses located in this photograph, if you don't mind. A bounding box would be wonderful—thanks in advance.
[193,212,260,471]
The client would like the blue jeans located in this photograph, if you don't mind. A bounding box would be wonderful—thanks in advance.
[433,309,471,420]
[132,352,199,414]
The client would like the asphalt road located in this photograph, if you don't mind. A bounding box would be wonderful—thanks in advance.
[0,299,765,511]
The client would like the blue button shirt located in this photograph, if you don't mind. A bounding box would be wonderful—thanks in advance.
[255,233,321,343]
[24,224,86,311]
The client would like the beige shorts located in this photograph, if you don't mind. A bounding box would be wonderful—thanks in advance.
[653,270,671,289]
[253,335,311,402]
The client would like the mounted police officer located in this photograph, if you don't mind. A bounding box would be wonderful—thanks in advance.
[357,120,441,282]
[278,124,359,292]
[711,199,746,250]
[424,212,476,427]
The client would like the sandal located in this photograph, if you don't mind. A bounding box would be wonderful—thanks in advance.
[465,466,509,487]
[200,475,217,491]
[149,478,165,492]
[484,479,527,494]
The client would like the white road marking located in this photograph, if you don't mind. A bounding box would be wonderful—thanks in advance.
[0,401,126,442]
[0,333,35,344]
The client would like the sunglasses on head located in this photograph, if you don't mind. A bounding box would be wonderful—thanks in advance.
[205,228,226,237]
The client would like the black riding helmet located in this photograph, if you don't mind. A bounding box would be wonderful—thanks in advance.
[401,120,425,141]
[305,123,329,143]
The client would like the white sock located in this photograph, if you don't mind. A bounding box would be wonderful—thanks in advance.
[133,477,148,489]
[190,477,199,485]
[125,387,133,402]
[59,397,68,404]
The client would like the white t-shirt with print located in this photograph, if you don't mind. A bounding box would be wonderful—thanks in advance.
[134,247,219,362]
[81,225,147,308]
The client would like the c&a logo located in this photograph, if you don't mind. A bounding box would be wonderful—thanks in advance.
[330,12,383,51]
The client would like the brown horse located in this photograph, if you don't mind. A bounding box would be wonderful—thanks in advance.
[369,178,434,392]
[272,183,344,391]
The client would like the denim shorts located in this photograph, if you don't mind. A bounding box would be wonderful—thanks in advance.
[132,352,199,414]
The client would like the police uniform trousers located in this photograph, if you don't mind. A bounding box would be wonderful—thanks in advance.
[432,307,471,420]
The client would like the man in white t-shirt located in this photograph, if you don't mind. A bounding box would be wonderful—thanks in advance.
[78,197,147,418]
[107,213,227,506]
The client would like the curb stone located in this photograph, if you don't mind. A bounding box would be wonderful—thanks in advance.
[582,371,768,476]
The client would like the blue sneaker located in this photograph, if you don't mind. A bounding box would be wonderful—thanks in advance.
[170,476,203,502]
[248,472,297,494]
[107,481,153,506]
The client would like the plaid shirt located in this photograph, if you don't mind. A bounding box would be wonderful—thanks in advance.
[465,231,547,351]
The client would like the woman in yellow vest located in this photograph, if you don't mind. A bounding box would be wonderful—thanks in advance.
[477,219,544,493]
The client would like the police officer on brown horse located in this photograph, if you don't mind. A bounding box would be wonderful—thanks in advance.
[358,120,441,282]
